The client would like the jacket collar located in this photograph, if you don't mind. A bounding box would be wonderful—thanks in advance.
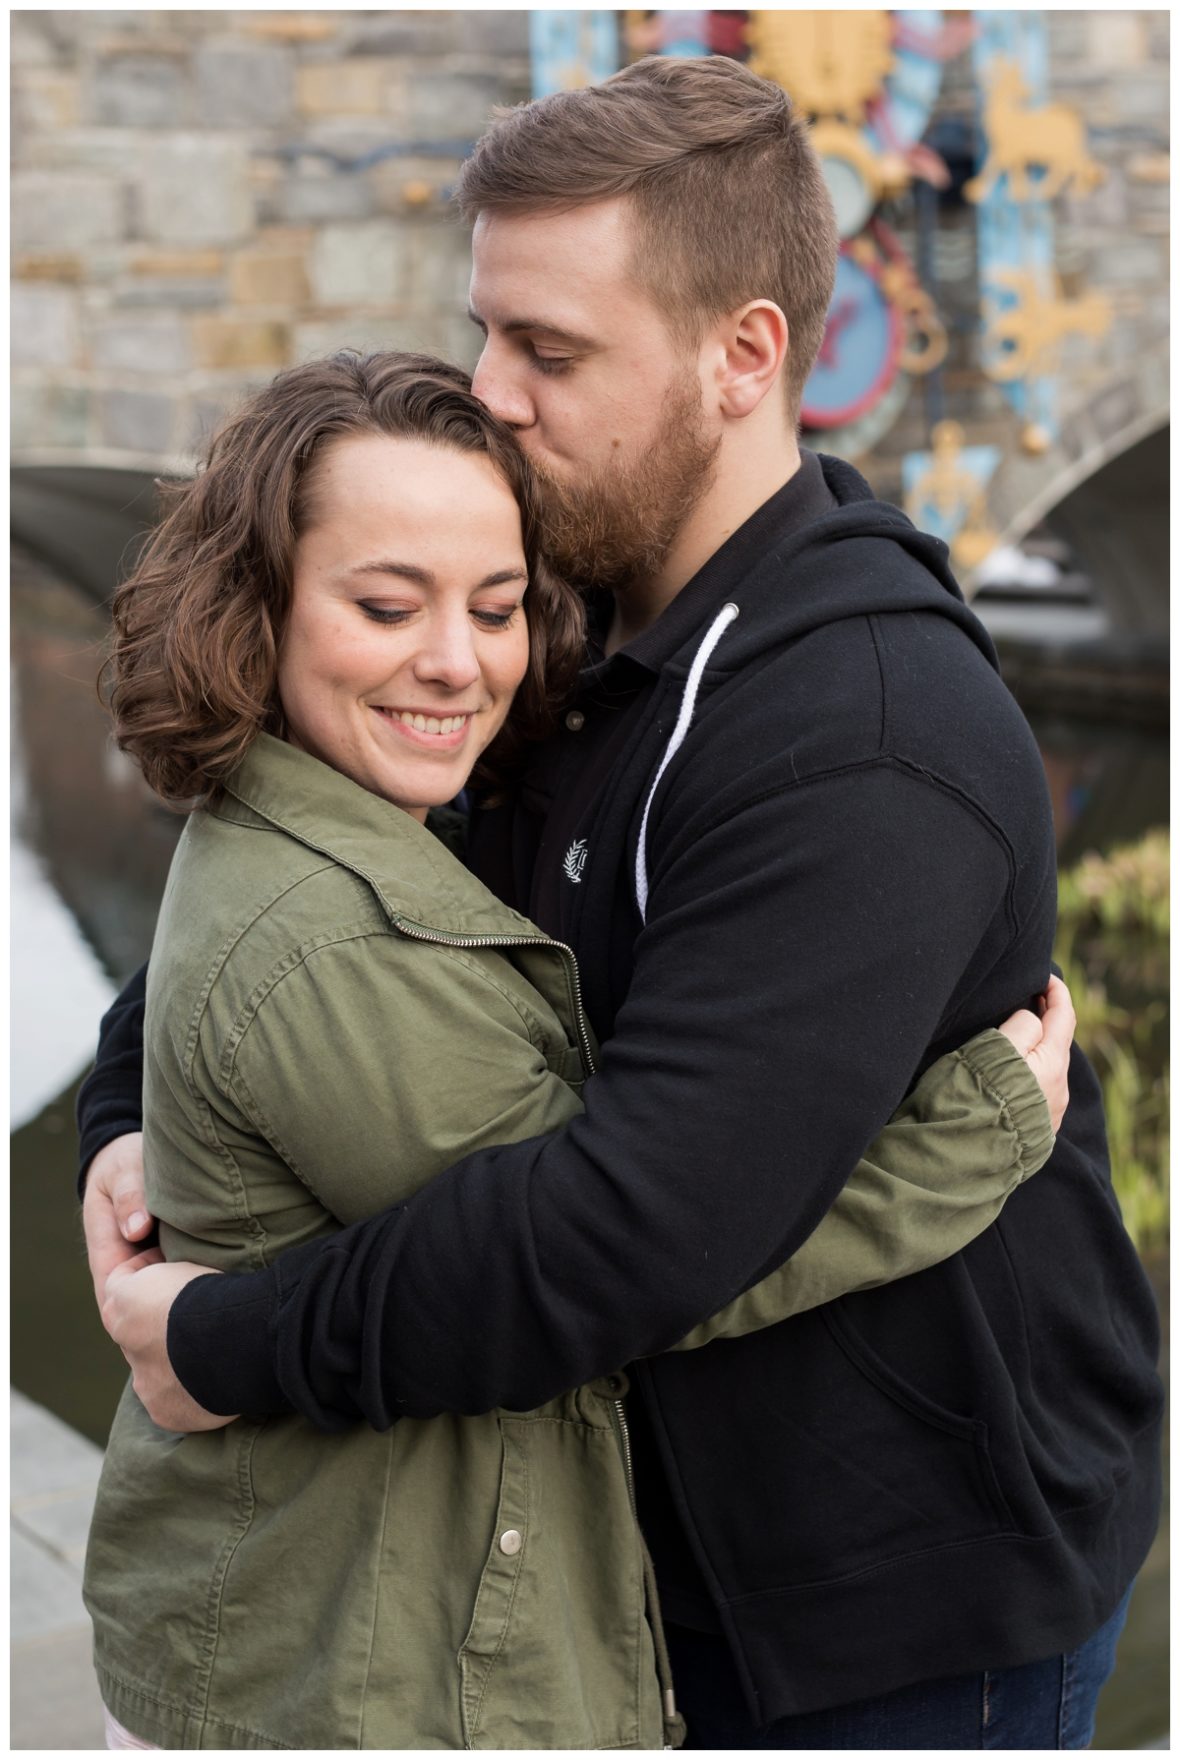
[217,734,546,943]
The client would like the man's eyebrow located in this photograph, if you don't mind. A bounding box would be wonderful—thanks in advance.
[466,308,597,350]
[347,562,528,590]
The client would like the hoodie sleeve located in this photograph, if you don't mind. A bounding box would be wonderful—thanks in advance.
[669,1027,1052,1348]
[168,759,1021,1427]
[75,962,148,1197]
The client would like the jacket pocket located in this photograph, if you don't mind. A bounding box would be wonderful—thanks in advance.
[458,1408,662,1751]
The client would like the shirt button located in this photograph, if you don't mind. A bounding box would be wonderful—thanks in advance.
[499,1529,523,1556]
[565,709,586,732]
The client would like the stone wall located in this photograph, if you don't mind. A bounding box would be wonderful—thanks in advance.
[10,9,1170,493]
[11,9,531,462]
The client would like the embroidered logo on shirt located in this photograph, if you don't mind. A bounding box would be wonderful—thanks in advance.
[563,838,589,884]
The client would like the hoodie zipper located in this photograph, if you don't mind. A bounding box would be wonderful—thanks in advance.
[391,920,598,1076]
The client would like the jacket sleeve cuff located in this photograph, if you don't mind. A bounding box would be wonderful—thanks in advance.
[956,1027,1055,1178]
[167,1267,292,1418]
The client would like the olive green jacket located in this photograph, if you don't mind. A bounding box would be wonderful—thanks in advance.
[85,735,1052,1751]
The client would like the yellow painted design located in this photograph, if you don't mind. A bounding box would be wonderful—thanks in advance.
[1020,422,1054,456]
[879,262,948,376]
[981,269,1112,383]
[747,11,893,121]
[905,422,997,581]
[810,119,880,185]
[966,60,1106,204]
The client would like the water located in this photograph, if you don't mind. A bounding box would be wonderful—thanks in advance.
[9,544,1168,1745]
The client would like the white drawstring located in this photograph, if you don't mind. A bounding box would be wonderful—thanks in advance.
[634,601,739,922]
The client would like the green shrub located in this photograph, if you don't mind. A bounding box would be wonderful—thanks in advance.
[1054,829,1169,1252]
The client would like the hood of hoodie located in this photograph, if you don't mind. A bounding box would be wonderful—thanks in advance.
[665,452,1000,681]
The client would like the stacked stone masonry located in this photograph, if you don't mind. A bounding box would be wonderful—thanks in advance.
[10,8,1170,501]
[11,9,532,463]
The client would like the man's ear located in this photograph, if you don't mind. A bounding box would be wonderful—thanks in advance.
[711,300,789,419]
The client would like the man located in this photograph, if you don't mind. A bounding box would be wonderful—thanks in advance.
[80,57,1159,1748]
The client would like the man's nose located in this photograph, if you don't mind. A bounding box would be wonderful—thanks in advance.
[413,616,482,692]
[472,342,534,430]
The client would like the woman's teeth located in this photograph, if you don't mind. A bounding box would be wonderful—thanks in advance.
[394,711,468,734]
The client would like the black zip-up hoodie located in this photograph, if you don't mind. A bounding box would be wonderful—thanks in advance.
[79,457,1162,1722]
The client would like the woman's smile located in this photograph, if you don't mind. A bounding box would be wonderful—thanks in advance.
[370,704,478,749]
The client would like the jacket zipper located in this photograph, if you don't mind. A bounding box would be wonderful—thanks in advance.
[613,1395,636,1510]
[608,1389,684,1748]
[392,920,598,1076]
[397,916,683,1746]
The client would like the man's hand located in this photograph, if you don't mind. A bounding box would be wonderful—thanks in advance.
[82,1132,155,1307]
[997,973,1076,1134]
[102,1258,238,1434]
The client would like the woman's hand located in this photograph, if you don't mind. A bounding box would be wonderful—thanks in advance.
[82,1132,155,1307]
[997,973,1076,1134]
[102,1257,238,1434]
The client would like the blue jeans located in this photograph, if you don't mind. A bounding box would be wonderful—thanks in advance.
[672,1591,1133,1749]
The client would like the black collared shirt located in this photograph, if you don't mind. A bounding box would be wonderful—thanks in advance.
[468,452,837,1631]
[472,452,836,953]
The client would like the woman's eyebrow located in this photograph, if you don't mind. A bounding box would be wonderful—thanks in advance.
[346,563,527,589]
[479,569,529,588]
[348,560,434,585]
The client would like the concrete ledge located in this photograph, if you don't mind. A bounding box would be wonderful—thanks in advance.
[11,1389,105,1750]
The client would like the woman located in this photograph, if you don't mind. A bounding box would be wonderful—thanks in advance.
[84,352,1061,1750]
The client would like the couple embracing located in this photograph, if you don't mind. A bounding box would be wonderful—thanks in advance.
[79,56,1160,1751]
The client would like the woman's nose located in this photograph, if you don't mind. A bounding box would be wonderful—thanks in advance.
[412,619,482,692]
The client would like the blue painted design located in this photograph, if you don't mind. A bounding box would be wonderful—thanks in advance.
[902,442,1001,549]
[865,12,946,153]
[653,11,710,57]
[971,9,1060,439]
[529,12,619,99]
[801,252,902,430]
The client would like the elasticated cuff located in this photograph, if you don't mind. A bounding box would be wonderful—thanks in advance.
[956,1027,1055,1178]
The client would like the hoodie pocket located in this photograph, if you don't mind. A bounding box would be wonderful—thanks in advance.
[821,1303,1017,1540]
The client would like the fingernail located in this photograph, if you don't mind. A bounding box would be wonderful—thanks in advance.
[127,1211,148,1235]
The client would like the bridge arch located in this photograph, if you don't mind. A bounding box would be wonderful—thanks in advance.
[980,348,1169,639]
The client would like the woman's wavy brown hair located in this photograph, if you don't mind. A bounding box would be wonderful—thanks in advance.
[103,350,584,805]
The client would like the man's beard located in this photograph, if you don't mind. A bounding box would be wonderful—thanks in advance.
[531,374,719,593]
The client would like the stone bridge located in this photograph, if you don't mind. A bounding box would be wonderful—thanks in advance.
[11,10,1169,639]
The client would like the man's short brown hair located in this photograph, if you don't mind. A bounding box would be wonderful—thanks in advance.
[457,54,838,418]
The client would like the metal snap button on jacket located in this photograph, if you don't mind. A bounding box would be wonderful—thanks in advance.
[499,1529,523,1556]
[565,709,586,731]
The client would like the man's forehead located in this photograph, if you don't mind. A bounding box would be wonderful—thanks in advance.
[469,203,648,328]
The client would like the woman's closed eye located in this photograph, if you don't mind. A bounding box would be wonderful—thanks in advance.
[471,605,522,630]
[358,603,522,630]
[359,603,415,626]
